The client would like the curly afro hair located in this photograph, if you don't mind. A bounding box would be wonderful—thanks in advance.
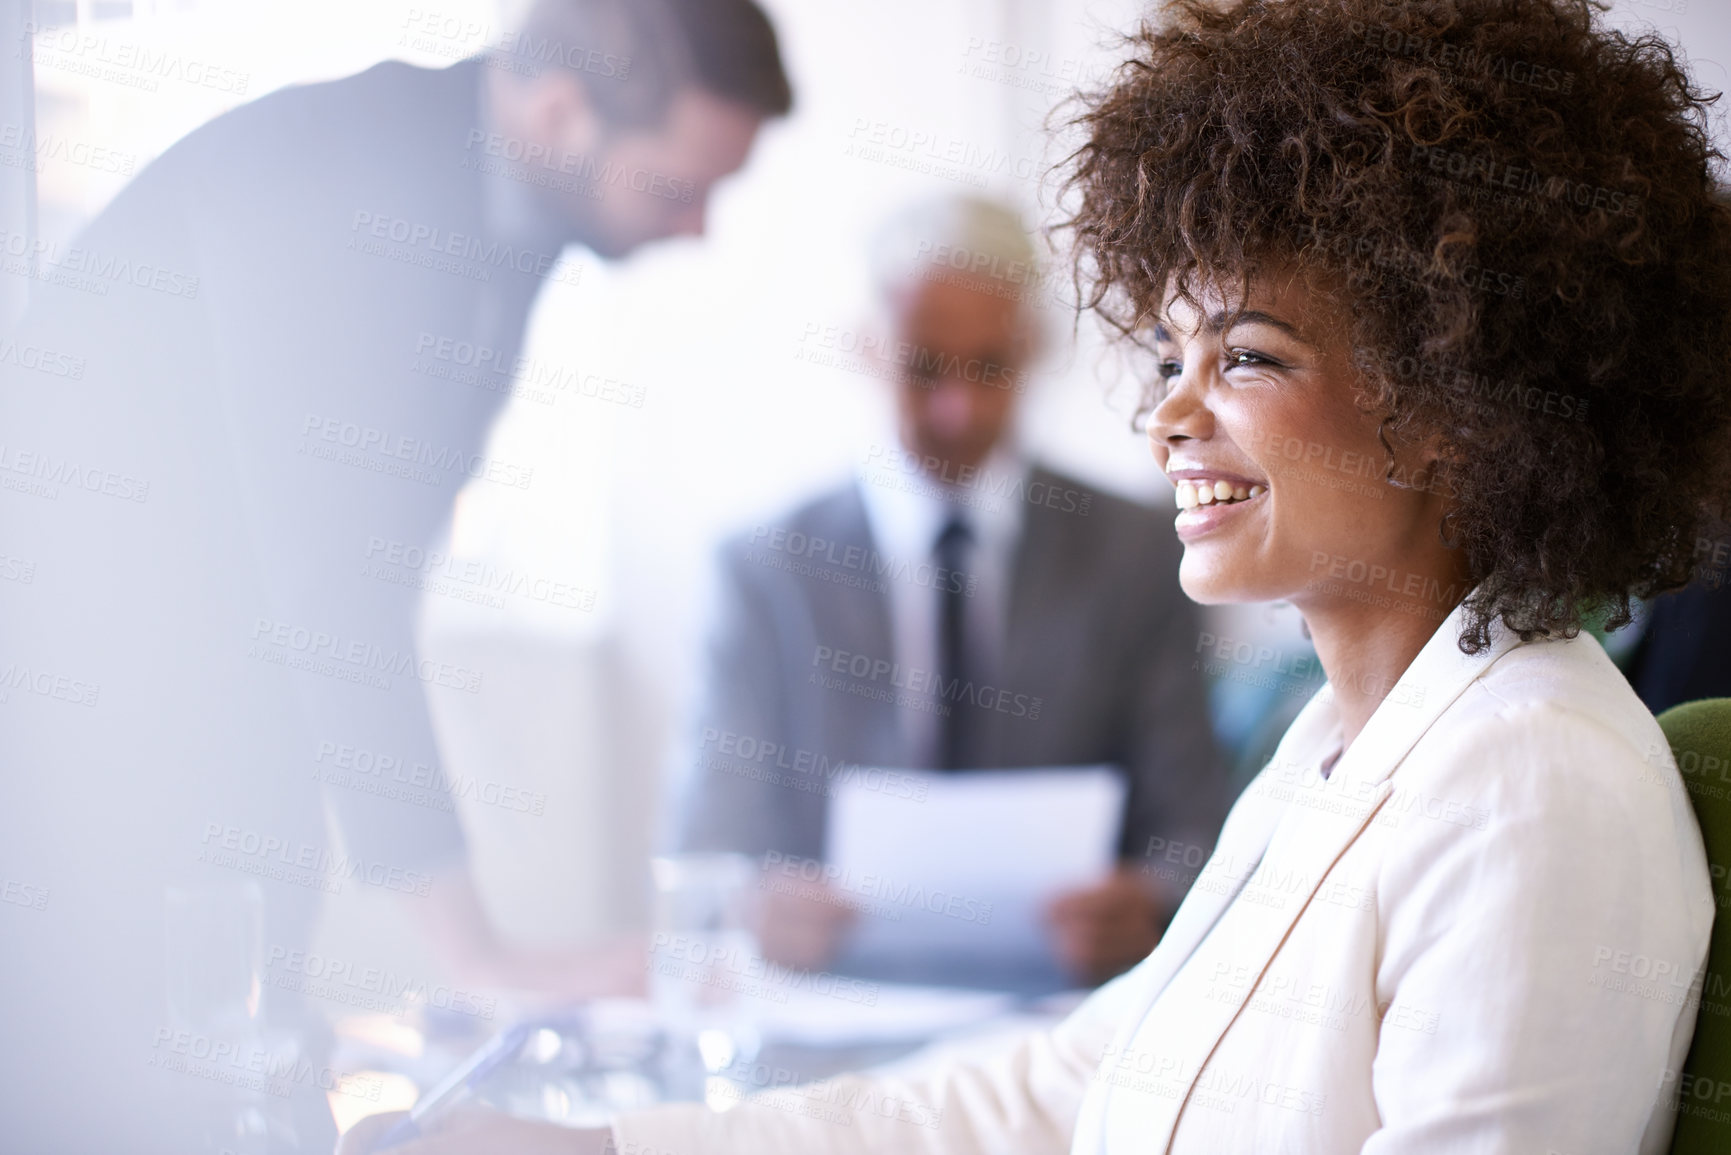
[1059,0,1731,652]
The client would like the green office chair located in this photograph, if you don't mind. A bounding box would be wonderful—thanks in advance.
[1662,698,1731,1155]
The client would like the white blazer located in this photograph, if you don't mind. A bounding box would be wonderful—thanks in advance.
[613,601,1715,1154]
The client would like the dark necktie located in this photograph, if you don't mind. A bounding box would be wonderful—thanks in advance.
[934,514,975,770]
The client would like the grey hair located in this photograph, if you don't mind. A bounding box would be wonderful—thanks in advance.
[868,195,1042,304]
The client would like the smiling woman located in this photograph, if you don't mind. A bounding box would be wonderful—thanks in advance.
[1063,0,1731,658]
[347,2,1731,1153]
[1141,269,1479,744]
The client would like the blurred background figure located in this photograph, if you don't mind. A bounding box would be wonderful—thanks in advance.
[0,0,788,1151]
[671,195,1230,990]
[1621,529,1731,714]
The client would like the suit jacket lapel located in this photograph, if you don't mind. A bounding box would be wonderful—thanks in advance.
[1077,599,1528,1153]
[1070,691,1325,1153]
[997,467,1082,769]
[1151,605,1525,1150]
[1003,466,1061,669]
[827,483,909,768]
[1146,767,1397,1150]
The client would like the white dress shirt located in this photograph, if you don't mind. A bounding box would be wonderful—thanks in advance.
[614,594,1714,1153]
[855,442,1027,768]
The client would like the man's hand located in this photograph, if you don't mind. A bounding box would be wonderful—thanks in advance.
[336,1107,613,1155]
[1045,866,1168,985]
[755,873,857,971]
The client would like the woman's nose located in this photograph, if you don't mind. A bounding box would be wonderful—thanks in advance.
[1148,371,1212,446]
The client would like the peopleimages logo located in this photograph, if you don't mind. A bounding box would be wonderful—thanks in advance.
[348,211,583,287]
[648,932,879,1007]
[55,244,200,298]
[761,852,995,926]
[700,727,930,802]
[749,523,977,596]
[198,822,434,897]
[363,536,595,613]
[0,338,85,379]
[0,123,135,175]
[811,644,1043,719]
[0,660,100,707]
[463,131,694,203]
[248,617,485,694]
[147,1028,380,1101]
[1407,144,1638,217]
[267,945,497,1019]
[397,9,633,82]
[299,414,535,491]
[412,331,646,409]
[21,23,252,95]
[861,444,1092,516]
[313,740,548,816]
[0,876,50,911]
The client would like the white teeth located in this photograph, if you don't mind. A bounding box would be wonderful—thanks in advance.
[1174,478,1267,511]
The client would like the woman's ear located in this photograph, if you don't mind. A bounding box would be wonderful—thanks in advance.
[1375,416,1458,501]
[1416,436,1466,504]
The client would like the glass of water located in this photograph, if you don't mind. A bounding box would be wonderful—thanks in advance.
[647,853,763,1096]
[163,879,274,1153]
[164,878,265,1039]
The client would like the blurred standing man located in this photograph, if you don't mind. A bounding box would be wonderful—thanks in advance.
[674,196,1230,990]
[0,1,788,1151]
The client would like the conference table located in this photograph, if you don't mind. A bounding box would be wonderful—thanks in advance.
[326,980,1084,1136]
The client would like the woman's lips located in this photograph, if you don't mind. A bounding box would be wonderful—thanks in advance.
[1165,468,1266,491]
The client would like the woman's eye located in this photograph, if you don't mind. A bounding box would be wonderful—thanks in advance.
[1227,348,1277,369]
[1157,359,1183,380]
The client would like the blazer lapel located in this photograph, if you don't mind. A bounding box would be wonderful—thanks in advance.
[1147,759,1398,1150]
[1070,689,1338,1153]
[1077,599,1528,1154]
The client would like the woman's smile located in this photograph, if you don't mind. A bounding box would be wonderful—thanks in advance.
[1165,465,1269,541]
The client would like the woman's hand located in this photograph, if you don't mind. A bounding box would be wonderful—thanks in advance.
[336,1108,615,1155]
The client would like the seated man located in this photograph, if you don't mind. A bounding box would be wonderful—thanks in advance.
[672,195,1230,987]
[1621,545,1731,713]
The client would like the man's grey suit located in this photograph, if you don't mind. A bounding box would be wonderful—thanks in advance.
[675,465,1232,879]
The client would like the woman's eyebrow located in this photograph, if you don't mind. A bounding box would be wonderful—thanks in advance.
[1204,309,1313,346]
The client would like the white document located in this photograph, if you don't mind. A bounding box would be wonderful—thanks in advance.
[752,981,1016,1046]
[824,765,1128,965]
